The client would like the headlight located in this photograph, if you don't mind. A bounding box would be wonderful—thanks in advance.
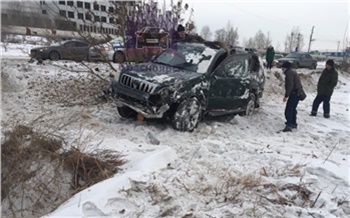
[104,46,113,51]
[39,48,48,52]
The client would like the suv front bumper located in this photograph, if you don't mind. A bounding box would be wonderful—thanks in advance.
[115,85,170,118]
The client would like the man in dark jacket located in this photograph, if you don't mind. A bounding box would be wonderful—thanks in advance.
[282,62,303,132]
[172,24,204,45]
[310,59,338,118]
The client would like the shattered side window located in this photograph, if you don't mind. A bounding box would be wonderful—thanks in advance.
[225,58,248,78]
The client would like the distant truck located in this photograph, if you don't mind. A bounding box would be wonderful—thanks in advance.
[89,27,170,63]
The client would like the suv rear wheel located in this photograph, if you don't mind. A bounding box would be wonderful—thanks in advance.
[117,106,137,119]
[241,93,256,116]
[172,98,202,132]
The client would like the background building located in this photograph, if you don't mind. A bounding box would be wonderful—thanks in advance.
[1,0,137,35]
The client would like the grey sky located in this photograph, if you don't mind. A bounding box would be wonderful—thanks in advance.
[186,0,349,52]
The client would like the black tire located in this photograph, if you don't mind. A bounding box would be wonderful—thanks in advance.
[172,98,202,132]
[293,62,299,69]
[254,93,260,108]
[312,63,317,69]
[49,51,60,61]
[113,51,126,63]
[117,106,137,119]
[241,93,256,116]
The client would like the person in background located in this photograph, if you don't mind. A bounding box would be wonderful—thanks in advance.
[100,74,118,100]
[310,59,338,118]
[172,24,188,45]
[172,24,204,45]
[281,61,303,132]
[265,45,275,70]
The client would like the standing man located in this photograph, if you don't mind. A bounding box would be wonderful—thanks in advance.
[265,45,275,70]
[282,62,303,132]
[310,59,338,118]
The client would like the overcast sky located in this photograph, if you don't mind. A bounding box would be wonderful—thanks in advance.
[183,0,349,52]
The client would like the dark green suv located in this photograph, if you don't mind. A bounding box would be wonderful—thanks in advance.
[114,42,265,131]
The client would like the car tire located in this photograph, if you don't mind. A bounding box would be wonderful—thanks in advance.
[49,51,60,61]
[312,63,317,69]
[241,93,256,116]
[172,98,202,132]
[114,51,126,63]
[254,93,260,108]
[117,106,137,119]
[293,62,299,69]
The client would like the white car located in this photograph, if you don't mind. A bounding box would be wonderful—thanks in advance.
[88,37,125,62]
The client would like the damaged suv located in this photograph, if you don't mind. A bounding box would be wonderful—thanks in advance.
[114,41,265,131]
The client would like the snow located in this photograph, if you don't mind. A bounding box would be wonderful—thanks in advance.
[1,41,350,218]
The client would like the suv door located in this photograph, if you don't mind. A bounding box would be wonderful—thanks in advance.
[207,54,250,113]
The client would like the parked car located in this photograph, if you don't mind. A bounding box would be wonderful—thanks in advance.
[277,52,317,69]
[263,54,284,67]
[88,37,124,62]
[333,59,350,69]
[114,27,170,63]
[113,41,265,132]
[30,40,90,61]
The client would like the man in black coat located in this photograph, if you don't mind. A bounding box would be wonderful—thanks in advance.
[282,62,303,132]
[310,59,338,118]
[172,24,204,45]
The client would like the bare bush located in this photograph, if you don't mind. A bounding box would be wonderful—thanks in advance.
[1,123,127,217]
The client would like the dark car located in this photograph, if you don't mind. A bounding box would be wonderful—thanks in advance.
[263,53,284,67]
[333,59,349,69]
[278,52,317,69]
[30,40,90,61]
[113,41,265,132]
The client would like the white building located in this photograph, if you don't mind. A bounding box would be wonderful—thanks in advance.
[1,0,138,35]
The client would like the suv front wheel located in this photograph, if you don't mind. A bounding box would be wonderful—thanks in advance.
[172,98,202,132]
[117,106,137,119]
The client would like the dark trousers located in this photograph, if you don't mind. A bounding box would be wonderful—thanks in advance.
[285,93,299,127]
[312,95,331,115]
[267,61,273,69]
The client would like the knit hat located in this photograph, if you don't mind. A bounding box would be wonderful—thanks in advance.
[326,59,334,67]
[281,61,292,69]
[177,24,185,32]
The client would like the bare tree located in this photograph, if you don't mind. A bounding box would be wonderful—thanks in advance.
[214,28,226,42]
[265,31,273,48]
[214,21,239,46]
[243,37,255,48]
[284,26,305,52]
[200,25,212,40]
[224,21,239,46]
[254,30,266,49]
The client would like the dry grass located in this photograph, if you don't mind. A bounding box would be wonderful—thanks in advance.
[61,148,126,190]
[1,124,127,218]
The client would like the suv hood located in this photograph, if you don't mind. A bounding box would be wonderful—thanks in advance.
[121,62,202,86]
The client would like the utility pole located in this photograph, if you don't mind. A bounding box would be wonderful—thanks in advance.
[337,41,340,52]
[308,26,315,52]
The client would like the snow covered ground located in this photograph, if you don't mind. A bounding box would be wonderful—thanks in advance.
[1,42,350,218]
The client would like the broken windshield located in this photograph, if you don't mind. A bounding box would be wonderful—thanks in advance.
[153,43,217,73]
